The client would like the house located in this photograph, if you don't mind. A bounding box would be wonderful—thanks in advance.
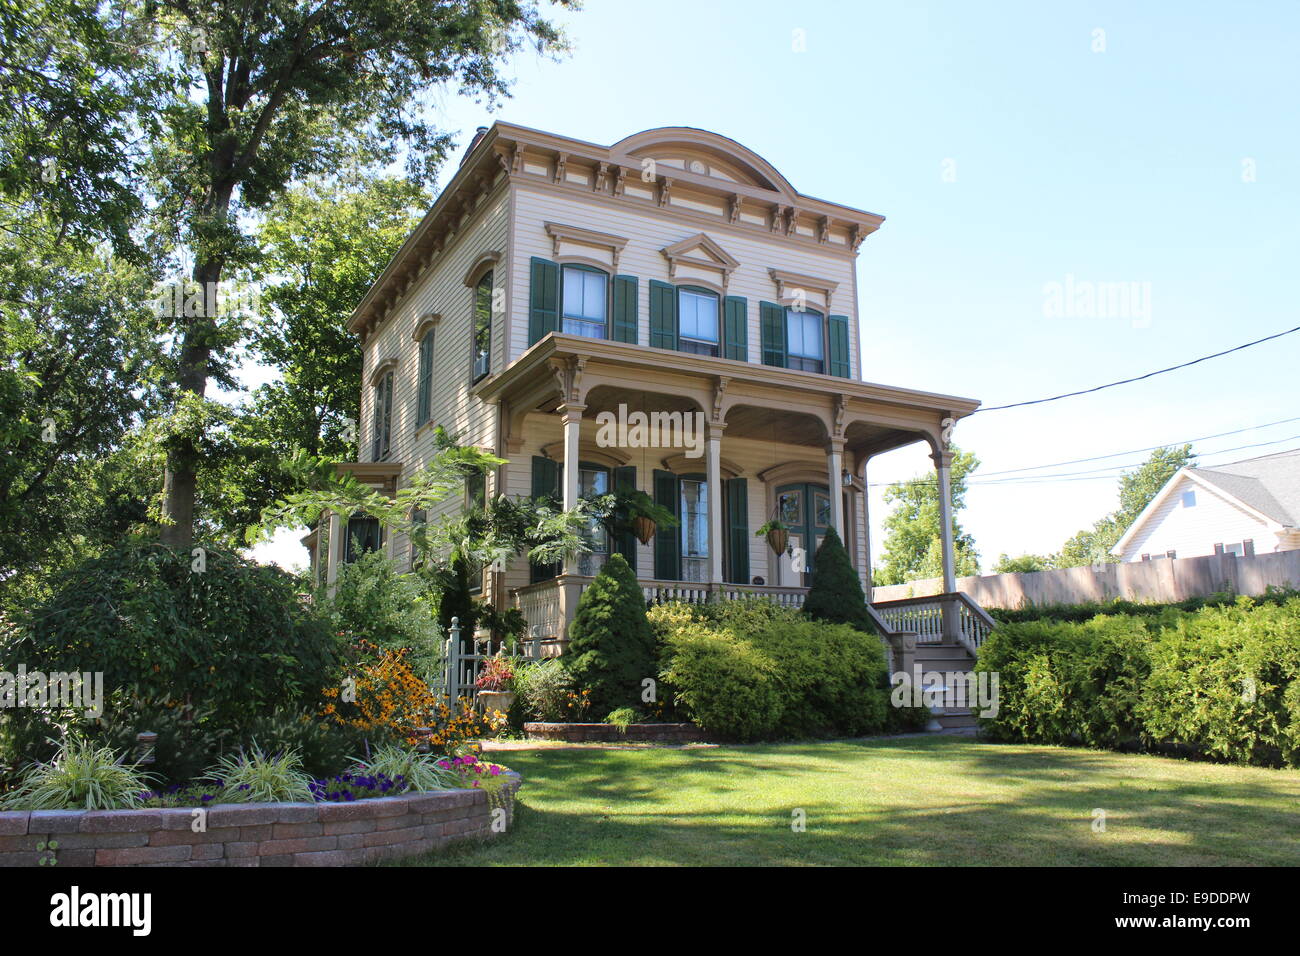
[312,122,992,664]
[1112,449,1300,562]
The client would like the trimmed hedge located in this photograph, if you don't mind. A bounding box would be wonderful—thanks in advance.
[976,596,1300,766]
[651,600,890,741]
[987,587,1298,625]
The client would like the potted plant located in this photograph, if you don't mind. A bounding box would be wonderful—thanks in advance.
[597,488,677,545]
[756,519,790,556]
[475,655,516,716]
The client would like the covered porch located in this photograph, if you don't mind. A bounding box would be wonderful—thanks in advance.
[474,333,987,658]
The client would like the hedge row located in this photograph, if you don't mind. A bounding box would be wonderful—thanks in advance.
[986,587,1298,625]
[649,600,925,741]
[976,596,1300,766]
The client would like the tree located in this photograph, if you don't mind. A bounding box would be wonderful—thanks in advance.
[1055,445,1195,567]
[129,0,572,546]
[875,446,981,586]
[564,553,656,717]
[204,171,429,541]
[993,553,1054,574]
[804,528,874,632]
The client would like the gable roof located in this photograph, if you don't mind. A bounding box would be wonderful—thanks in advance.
[1111,447,1300,555]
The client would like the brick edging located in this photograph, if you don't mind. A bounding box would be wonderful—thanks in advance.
[524,722,704,743]
[0,772,521,867]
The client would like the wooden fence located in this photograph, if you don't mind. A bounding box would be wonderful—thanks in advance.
[872,549,1300,609]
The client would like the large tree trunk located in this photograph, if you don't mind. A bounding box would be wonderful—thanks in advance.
[158,181,233,546]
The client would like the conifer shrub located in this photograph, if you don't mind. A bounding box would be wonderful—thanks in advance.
[803,528,875,633]
[564,553,657,717]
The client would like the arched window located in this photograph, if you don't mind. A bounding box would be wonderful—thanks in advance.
[472,271,493,382]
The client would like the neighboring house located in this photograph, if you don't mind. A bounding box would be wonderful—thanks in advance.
[311,122,986,655]
[1113,449,1300,563]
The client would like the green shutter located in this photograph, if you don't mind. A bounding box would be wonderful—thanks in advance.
[613,465,637,568]
[612,275,638,344]
[530,456,561,582]
[417,332,433,425]
[649,280,677,351]
[760,301,787,367]
[725,477,749,584]
[653,469,680,581]
[723,296,748,361]
[828,314,851,378]
[528,257,559,346]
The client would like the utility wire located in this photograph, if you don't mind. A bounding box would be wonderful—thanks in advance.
[972,325,1300,413]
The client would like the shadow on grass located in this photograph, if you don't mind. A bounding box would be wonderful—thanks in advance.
[387,736,1300,867]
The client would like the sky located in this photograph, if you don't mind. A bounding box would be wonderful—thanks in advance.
[248,0,1300,575]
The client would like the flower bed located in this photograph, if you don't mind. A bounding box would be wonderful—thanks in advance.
[0,772,521,867]
[524,722,703,743]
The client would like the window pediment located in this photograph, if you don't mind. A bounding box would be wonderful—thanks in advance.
[660,233,740,286]
[544,222,629,271]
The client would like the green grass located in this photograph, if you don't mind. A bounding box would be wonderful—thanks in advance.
[393,736,1300,866]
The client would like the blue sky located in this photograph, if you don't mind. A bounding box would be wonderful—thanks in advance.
[252,0,1300,571]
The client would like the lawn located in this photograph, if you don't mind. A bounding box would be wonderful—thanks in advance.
[394,735,1300,866]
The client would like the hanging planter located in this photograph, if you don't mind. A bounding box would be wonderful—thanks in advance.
[756,520,790,556]
[631,515,657,545]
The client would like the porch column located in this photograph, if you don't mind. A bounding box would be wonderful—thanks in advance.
[826,437,846,543]
[933,448,957,593]
[861,456,873,593]
[707,422,725,591]
[325,510,342,589]
[559,402,585,575]
[933,447,959,643]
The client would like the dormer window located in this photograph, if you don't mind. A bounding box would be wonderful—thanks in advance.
[677,287,720,356]
[561,265,608,338]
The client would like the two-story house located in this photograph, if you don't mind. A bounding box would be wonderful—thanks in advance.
[313,122,989,658]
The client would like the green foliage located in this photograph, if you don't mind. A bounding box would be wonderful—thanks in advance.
[1,737,154,810]
[604,707,639,732]
[652,600,890,742]
[355,744,460,793]
[210,745,316,804]
[1055,445,1195,568]
[986,589,1299,625]
[513,658,584,724]
[231,708,374,782]
[977,596,1300,766]
[564,554,657,716]
[876,446,980,586]
[993,553,1054,574]
[7,541,339,744]
[803,528,874,633]
[317,550,442,681]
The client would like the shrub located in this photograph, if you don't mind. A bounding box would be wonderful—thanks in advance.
[1,737,154,810]
[210,745,316,803]
[353,744,460,793]
[803,528,875,633]
[652,601,889,741]
[513,658,589,723]
[976,596,1300,766]
[564,553,657,715]
[5,542,340,750]
[316,550,443,681]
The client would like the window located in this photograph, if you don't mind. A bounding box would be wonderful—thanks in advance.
[371,371,394,461]
[472,271,493,382]
[1181,490,1197,508]
[344,515,383,564]
[678,288,719,356]
[786,307,824,373]
[680,478,709,582]
[416,330,434,426]
[577,466,611,576]
[561,266,607,338]
[466,471,486,510]
[1223,542,1245,557]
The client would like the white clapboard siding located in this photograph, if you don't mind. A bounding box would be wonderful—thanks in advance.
[1120,474,1277,561]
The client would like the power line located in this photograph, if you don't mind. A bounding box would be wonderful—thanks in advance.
[972,325,1300,413]
[975,415,1300,477]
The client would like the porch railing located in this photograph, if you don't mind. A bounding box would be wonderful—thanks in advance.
[871,592,997,657]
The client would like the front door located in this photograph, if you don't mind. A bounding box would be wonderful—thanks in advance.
[775,483,830,586]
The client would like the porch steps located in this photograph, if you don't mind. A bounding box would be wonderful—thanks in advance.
[911,642,980,734]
